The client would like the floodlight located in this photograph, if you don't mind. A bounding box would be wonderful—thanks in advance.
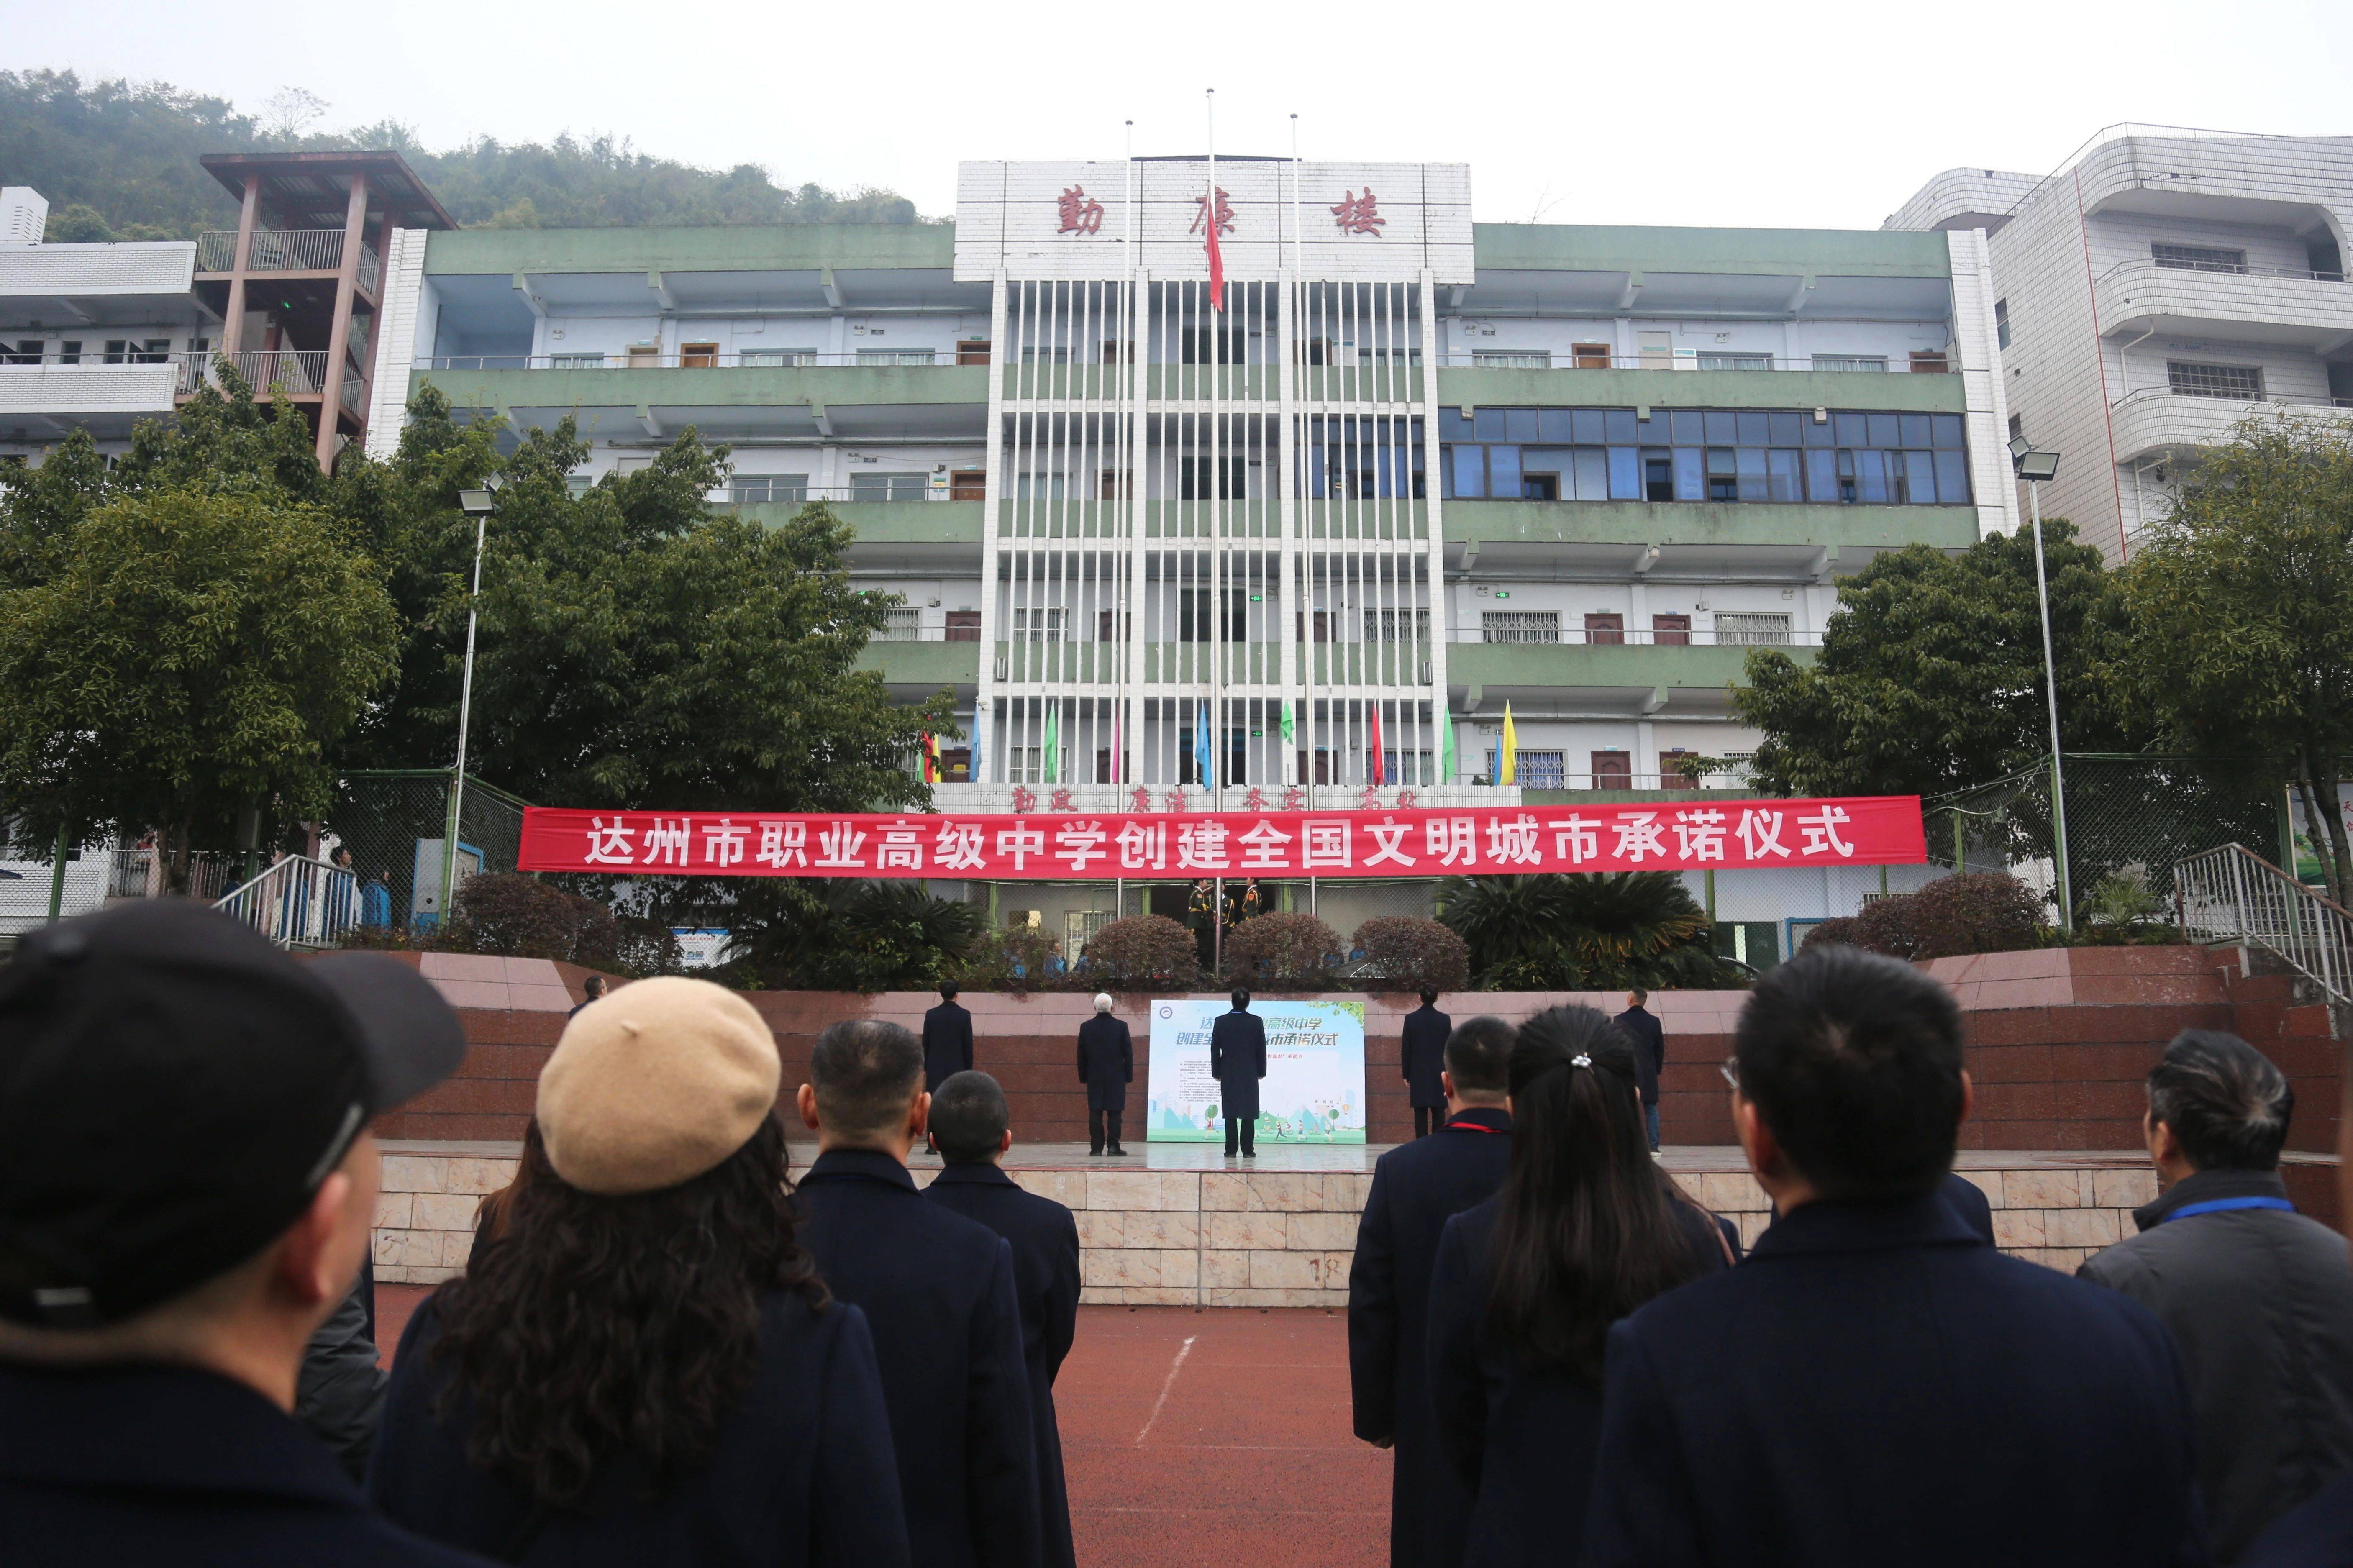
[457,489,496,515]
[2015,450,2061,482]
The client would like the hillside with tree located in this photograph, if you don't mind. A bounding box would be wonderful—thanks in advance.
[0,69,924,241]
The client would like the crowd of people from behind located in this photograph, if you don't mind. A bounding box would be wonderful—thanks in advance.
[7,899,2353,1565]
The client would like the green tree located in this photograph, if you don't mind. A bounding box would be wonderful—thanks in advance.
[1730,523,2142,799]
[1436,872,1747,989]
[2120,411,2353,904]
[0,486,397,886]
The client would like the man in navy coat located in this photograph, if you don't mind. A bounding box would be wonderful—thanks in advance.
[795,1020,1041,1568]
[926,1071,1083,1568]
[1210,989,1268,1157]
[1400,991,1453,1138]
[1349,1015,1516,1568]
[1615,987,1666,1152]
[923,981,976,1092]
[1581,946,2207,1568]
[1076,992,1134,1156]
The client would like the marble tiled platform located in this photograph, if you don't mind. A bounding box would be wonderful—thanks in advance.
[374,1140,2251,1296]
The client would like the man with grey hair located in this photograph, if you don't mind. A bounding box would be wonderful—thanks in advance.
[2081,1029,2353,1563]
[1077,992,1133,1156]
[795,1020,1041,1568]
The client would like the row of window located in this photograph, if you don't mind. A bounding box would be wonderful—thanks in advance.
[1479,611,1793,645]
[1440,406,1974,506]
[3,337,204,366]
[1469,348,1946,374]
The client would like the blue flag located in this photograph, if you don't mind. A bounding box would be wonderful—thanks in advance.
[1195,701,1214,791]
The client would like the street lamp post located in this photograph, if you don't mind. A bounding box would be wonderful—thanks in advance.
[442,476,502,921]
[2010,437,2072,931]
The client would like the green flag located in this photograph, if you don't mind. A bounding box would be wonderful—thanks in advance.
[1043,703,1060,783]
[1280,699,1296,743]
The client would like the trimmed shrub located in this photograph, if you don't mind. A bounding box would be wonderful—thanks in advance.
[1851,872,2043,961]
[445,872,618,964]
[1799,916,1864,952]
[1223,910,1343,986]
[1080,914,1200,987]
[1353,917,1471,994]
[961,923,1064,994]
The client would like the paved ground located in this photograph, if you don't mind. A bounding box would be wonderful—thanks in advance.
[378,1288,1386,1567]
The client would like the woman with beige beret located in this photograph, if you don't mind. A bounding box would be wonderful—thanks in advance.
[368,979,910,1568]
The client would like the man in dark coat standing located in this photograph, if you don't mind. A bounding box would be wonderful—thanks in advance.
[1582,947,2204,1568]
[1350,1015,1516,1568]
[1400,991,1452,1138]
[1077,992,1134,1156]
[2080,1030,2353,1563]
[927,1072,1083,1568]
[1615,986,1666,1152]
[795,1020,1040,1568]
[1210,989,1268,1157]
[923,982,975,1093]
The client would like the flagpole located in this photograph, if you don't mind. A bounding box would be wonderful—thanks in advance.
[1205,87,1221,813]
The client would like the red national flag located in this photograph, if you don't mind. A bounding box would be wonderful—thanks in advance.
[1204,185,1226,312]
[1368,705,1385,785]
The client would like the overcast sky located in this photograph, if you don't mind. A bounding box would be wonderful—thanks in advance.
[11,0,2352,228]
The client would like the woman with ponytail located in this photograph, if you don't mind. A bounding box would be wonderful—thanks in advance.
[1425,1004,1735,1567]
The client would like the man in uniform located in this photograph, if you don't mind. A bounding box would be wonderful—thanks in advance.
[1077,993,1133,1156]
[1400,991,1452,1138]
[926,1072,1083,1568]
[923,981,975,1094]
[1350,1016,1516,1568]
[1210,989,1267,1158]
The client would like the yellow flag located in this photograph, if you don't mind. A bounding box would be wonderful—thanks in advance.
[1499,703,1518,785]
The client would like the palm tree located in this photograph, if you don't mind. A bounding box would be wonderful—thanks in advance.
[1438,871,1742,989]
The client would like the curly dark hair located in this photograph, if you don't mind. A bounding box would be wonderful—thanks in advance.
[425,1115,826,1510]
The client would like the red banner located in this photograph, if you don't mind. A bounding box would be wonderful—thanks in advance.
[519,797,1925,881]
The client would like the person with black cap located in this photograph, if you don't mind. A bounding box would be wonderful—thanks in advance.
[1210,989,1268,1158]
[0,901,484,1568]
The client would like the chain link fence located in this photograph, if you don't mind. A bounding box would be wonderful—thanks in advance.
[328,771,531,931]
[1923,754,2284,917]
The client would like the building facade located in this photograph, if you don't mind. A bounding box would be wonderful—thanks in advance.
[1889,127,2353,560]
[382,157,2011,816]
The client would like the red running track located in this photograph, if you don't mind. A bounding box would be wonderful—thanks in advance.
[379,1287,1389,1568]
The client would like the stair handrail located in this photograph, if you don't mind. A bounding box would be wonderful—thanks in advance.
[2173,842,2353,1006]
[213,852,360,951]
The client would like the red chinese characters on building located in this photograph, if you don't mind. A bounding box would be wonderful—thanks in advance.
[1330,188,1384,237]
[1190,187,1236,236]
[1057,186,1105,236]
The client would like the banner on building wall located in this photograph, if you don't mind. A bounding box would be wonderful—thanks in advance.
[1146,997,1367,1144]
[518,797,1925,880]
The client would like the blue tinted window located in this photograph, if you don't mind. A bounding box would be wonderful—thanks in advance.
[1902,450,1937,503]
[1573,409,1608,444]
[1439,407,1472,437]
[1900,413,1934,448]
[1854,448,1889,503]
[1474,407,1509,441]
[1608,446,1642,499]
[1505,409,1539,442]
[1770,411,1805,447]
[1804,415,1835,448]
[1932,413,1964,449]
[1704,410,1738,444]
[1737,411,1771,446]
[1834,412,1869,447]
[1768,448,1802,502]
[1674,448,1706,501]
[1737,447,1770,502]
[1866,412,1901,448]
[1605,410,1640,443]
[1807,448,1839,501]
[1705,448,1738,502]
[1488,445,1521,495]
[1671,410,1706,445]
[1538,409,1575,443]
[1934,448,1970,502]
[1451,444,1484,497]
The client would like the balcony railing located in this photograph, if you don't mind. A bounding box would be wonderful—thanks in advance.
[423,350,971,372]
[1449,625,1824,648]
[718,482,981,506]
[1445,351,1959,374]
[170,350,329,397]
[194,230,380,290]
[2111,385,2353,413]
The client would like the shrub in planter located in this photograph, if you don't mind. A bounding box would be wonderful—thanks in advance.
[1080,914,1200,987]
[1223,910,1343,986]
[1353,916,1471,994]
[445,871,618,964]
[961,924,1064,994]
[1854,872,2043,961]
[1800,916,1865,952]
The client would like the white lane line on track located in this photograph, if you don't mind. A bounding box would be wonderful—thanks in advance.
[1134,1335,1198,1447]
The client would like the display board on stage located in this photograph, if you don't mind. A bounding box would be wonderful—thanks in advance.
[1146,999,1368,1144]
[518,797,1925,880]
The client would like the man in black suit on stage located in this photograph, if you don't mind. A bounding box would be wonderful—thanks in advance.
[1400,991,1452,1138]
[923,981,974,1093]
[1210,989,1268,1158]
[1076,993,1133,1156]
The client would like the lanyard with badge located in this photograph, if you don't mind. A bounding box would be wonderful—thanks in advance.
[2161,1195,2294,1222]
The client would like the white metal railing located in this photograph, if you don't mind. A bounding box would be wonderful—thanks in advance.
[172,349,329,396]
[213,853,360,951]
[193,230,380,290]
[2100,256,2349,287]
[194,231,238,270]
[106,846,234,902]
[2174,842,2353,1006]
[358,243,380,295]
[1443,351,1957,374]
[720,482,973,506]
[422,350,971,371]
[1448,625,1822,648]
[2110,385,2353,413]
